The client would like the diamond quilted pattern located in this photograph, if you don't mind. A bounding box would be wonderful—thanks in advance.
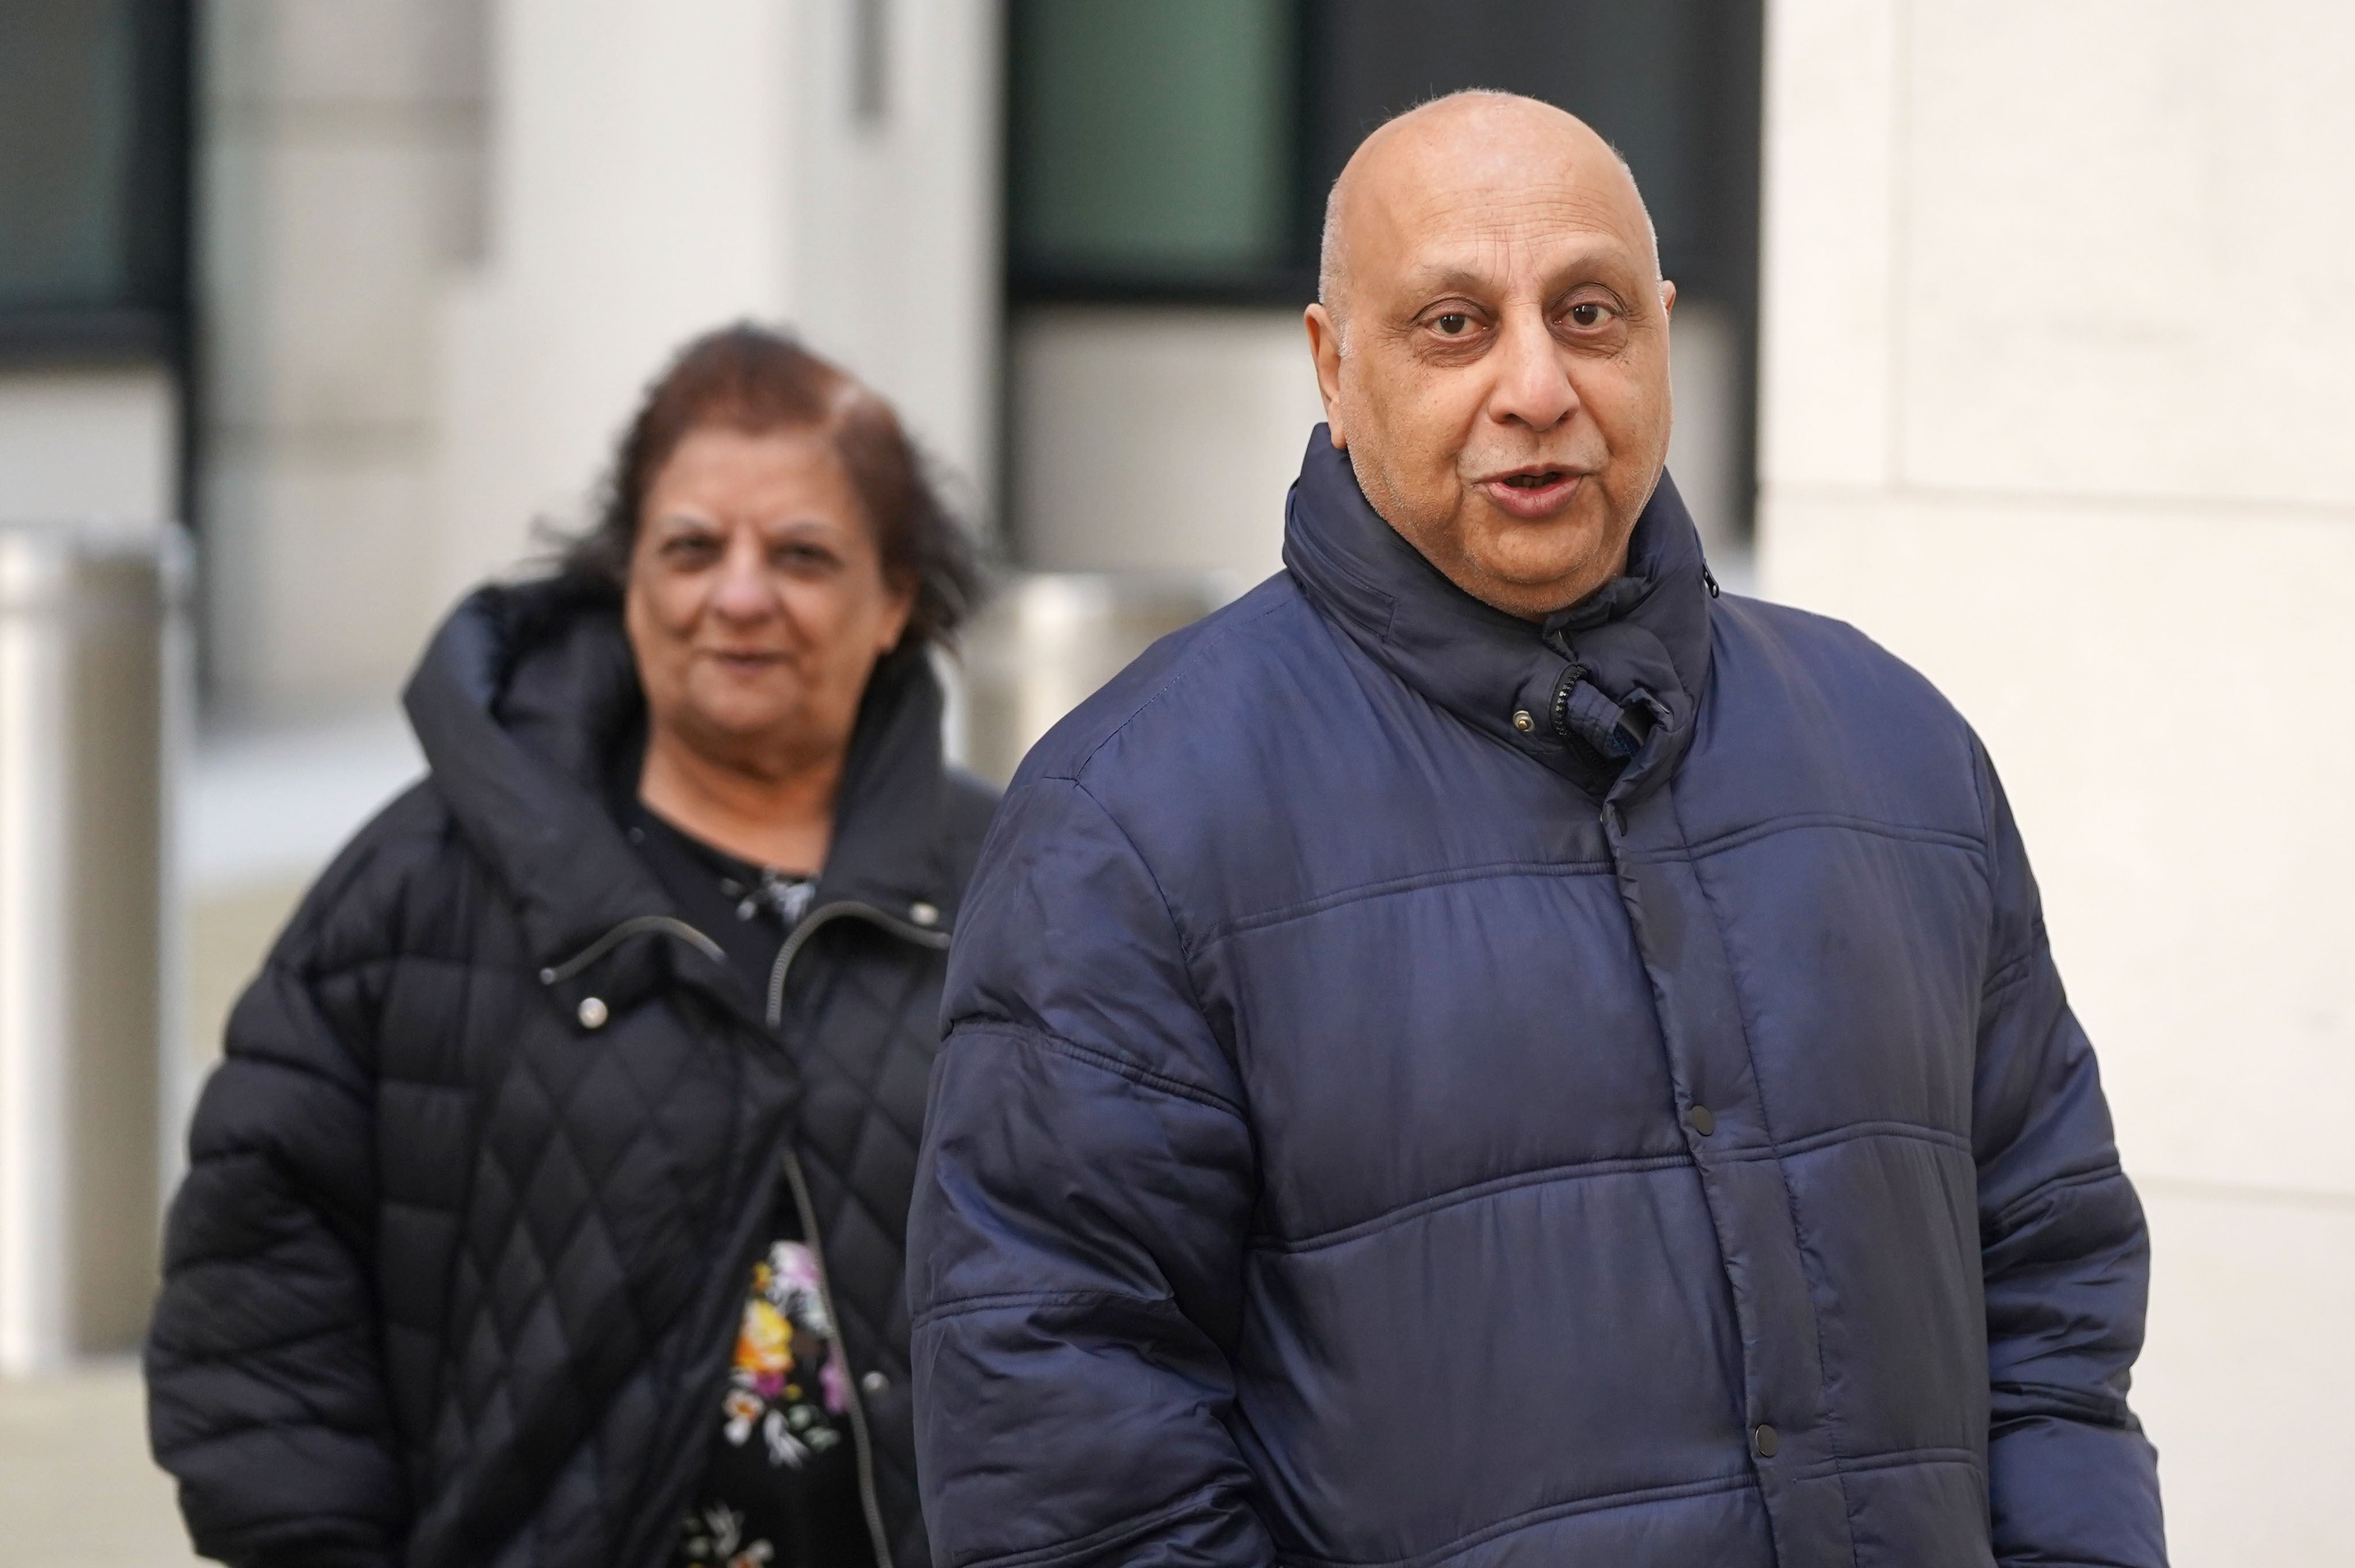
[146,584,988,1568]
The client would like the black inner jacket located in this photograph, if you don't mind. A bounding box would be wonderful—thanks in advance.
[622,799,866,1564]
[146,577,995,1568]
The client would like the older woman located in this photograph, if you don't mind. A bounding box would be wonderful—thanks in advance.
[147,326,990,1568]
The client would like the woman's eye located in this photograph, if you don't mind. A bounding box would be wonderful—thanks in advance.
[663,534,720,563]
[774,543,839,573]
[1433,313,1471,336]
[1567,302,1611,328]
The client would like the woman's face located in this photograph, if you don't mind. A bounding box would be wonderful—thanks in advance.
[625,424,913,773]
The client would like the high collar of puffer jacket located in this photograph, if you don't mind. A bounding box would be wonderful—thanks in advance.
[1282,425,1715,804]
[401,577,962,997]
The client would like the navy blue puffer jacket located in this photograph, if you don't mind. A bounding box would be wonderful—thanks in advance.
[909,432,2164,1568]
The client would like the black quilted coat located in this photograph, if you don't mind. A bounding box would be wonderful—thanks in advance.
[146,581,993,1568]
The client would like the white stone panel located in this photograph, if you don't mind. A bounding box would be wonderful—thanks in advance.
[1008,307,1329,581]
[200,136,447,432]
[1898,0,2355,506]
[1760,489,2355,1197]
[2132,1182,2355,1567]
[1762,1,2355,1557]
[1666,298,1744,560]
[0,370,177,523]
[1756,0,1898,489]
[206,0,485,108]
[201,447,438,711]
[790,0,1003,501]
[431,0,799,598]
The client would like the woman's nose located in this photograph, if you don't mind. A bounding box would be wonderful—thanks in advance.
[711,536,777,620]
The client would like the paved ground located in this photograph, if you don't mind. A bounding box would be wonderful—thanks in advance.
[0,1361,201,1567]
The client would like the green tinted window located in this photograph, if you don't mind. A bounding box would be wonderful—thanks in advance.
[1010,0,1298,279]
[0,1,138,310]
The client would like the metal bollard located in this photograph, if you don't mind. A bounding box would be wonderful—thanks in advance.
[0,519,189,1373]
[954,571,1237,787]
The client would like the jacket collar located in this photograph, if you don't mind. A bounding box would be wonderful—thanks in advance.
[401,579,961,1004]
[1281,426,1714,803]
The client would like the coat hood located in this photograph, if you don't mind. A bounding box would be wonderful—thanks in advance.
[1281,426,1715,803]
[401,578,964,1004]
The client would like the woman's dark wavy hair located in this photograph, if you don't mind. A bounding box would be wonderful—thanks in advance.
[560,322,981,650]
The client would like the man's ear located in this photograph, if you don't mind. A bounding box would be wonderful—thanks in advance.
[1658,278,1678,318]
[1303,303,1349,449]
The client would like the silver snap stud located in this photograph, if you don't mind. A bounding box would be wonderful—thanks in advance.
[1511,709,1535,733]
[908,901,939,928]
[860,1369,890,1394]
[577,996,609,1029]
[538,967,557,985]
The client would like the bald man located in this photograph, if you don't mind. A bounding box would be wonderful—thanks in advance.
[910,93,2164,1568]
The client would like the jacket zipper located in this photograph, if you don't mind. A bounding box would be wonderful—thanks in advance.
[539,914,724,986]
[555,898,949,1568]
[765,900,952,1568]
[765,900,952,1027]
[780,1143,892,1568]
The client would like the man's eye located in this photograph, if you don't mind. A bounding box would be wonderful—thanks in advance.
[1434,313,1471,336]
[1567,302,1612,328]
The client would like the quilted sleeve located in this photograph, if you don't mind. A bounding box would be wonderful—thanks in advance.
[145,908,405,1566]
[1969,743,2167,1567]
[908,775,1276,1568]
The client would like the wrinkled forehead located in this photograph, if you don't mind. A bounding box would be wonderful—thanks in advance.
[1364,167,1654,302]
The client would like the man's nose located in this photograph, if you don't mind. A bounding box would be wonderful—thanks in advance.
[1487,313,1578,431]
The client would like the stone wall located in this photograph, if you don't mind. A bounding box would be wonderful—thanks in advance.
[1758,3,2355,1560]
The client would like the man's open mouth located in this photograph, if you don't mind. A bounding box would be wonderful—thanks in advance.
[1479,466,1584,516]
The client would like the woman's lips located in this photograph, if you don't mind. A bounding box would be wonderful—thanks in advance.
[708,649,787,677]
[1477,468,1585,520]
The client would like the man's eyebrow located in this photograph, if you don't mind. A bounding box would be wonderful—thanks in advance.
[1392,241,1642,306]
[1394,266,1495,301]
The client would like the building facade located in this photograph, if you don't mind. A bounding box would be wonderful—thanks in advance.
[2,2,2346,1560]
[1758,4,2355,1561]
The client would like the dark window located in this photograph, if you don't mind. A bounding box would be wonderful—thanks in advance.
[1004,0,1763,525]
[1008,0,1308,303]
[1007,0,1759,306]
[1302,0,1763,313]
[1302,0,1765,529]
[0,0,193,363]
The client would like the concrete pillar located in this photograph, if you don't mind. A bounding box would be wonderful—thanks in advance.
[434,0,1003,604]
[201,0,1004,704]
[198,0,486,714]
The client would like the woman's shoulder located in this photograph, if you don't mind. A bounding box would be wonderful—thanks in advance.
[266,774,488,981]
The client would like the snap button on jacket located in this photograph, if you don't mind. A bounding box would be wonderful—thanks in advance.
[146,584,994,1568]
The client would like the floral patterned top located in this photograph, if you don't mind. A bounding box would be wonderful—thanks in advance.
[676,1232,865,1568]
[620,801,869,1568]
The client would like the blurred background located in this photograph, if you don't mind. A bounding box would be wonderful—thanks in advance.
[0,1,2348,1563]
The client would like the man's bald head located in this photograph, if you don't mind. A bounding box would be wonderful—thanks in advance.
[1318,91,1660,345]
[1302,88,1678,620]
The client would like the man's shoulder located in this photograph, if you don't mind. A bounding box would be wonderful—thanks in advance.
[1701,591,1992,837]
[1010,572,1334,792]
[1712,590,1972,739]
